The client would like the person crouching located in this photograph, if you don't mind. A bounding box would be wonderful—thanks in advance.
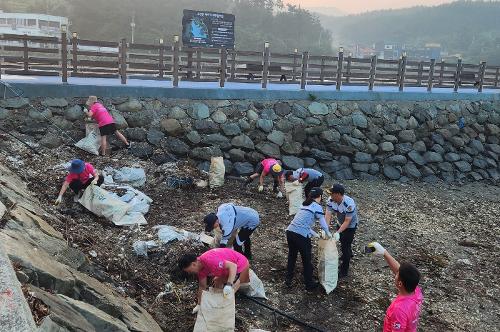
[55,159,104,205]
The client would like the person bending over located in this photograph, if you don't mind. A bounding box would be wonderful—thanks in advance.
[55,159,104,205]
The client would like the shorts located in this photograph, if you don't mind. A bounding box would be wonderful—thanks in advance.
[99,123,116,136]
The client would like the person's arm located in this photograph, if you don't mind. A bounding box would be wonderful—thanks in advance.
[224,261,237,286]
[299,172,309,183]
[337,215,352,233]
[384,250,400,275]
[325,209,333,225]
[317,214,331,235]
[258,172,266,186]
[58,180,70,197]
[91,169,99,184]
[197,277,208,304]
[279,175,285,193]
[219,227,230,247]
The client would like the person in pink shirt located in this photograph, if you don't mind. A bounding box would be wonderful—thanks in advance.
[367,242,423,332]
[178,248,250,314]
[245,158,285,198]
[54,159,104,205]
[84,96,130,156]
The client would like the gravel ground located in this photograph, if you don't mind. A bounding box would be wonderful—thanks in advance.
[1,133,499,332]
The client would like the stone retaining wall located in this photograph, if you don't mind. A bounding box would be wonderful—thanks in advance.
[1,97,500,183]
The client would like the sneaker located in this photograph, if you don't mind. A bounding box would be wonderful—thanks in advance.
[305,282,319,291]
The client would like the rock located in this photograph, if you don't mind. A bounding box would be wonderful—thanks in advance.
[168,106,188,119]
[224,159,233,174]
[352,163,370,172]
[274,102,291,116]
[386,155,407,165]
[194,119,219,134]
[127,112,154,128]
[449,136,465,148]
[407,116,419,129]
[431,144,445,155]
[261,109,278,120]
[305,125,327,135]
[292,104,308,118]
[28,108,51,121]
[257,119,274,133]
[424,151,443,163]
[351,112,368,128]
[1,97,30,110]
[276,119,293,133]
[351,128,365,139]
[432,133,445,146]
[441,172,455,183]
[184,130,200,145]
[403,163,422,178]
[395,143,413,155]
[369,163,380,175]
[267,130,285,146]
[221,123,241,136]
[379,142,394,152]
[354,152,373,163]
[359,173,378,181]
[110,110,128,129]
[438,162,454,172]
[65,105,83,121]
[41,97,68,108]
[398,130,416,143]
[282,156,304,170]
[308,102,329,115]
[334,168,354,180]
[320,130,341,143]
[228,149,246,162]
[460,153,473,163]
[310,149,333,161]
[321,161,347,173]
[217,100,231,108]
[383,135,398,144]
[234,162,255,176]
[485,123,500,135]
[256,142,281,158]
[211,110,227,124]
[246,109,259,121]
[407,150,426,166]
[129,142,153,159]
[0,108,10,120]
[146,129,165,146]
[413,141,427,153]
[231,134,254,150]
[151,153,175,165]
[444,152,461,162]
[472,158,488,169]
[189,103,210,119]
[304,158,317,167]
[253,101,265,110]
[197,161,210,172]
[366,143,379,154]
[383,166,401,180]
[202,134,231,150]
[423,175,440,184]
[124,128,147,141]
[486,144,500,154]
[281,141,303,155]
[160,118,183,136]
[487,168,500,181]
[190,146,223,160]
[342,135,365,150]
[52,116,73,130]
[116,99,142,112]
[454,161,472,172]
[469,139,485,153]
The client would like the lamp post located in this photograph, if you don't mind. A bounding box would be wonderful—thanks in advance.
[130,13,136,44]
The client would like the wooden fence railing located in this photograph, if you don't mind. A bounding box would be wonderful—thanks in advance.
[1,32,499,92]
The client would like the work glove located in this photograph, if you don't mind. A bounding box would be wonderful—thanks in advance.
[54,195,62,206]
[310,230,320,238]
[83,107,89,114]
[293,180,300,186]
[223,284,233,299]
[367,242,386,256]
[192,304,200,314]
[334,232,340,241]
[91,177,98,185]
[258,185,264,192]
[276,192,283,198]
[325,231,333,239]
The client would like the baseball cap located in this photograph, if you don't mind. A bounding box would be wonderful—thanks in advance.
[203,213,218,232]
[327,184,345,195]
[308,187,324,199]
[69,159,85,174]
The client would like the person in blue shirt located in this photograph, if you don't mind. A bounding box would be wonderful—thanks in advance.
[284,168,325,197]
[203,203,260,260]
[285,187,334,290]
[326,184,359,278]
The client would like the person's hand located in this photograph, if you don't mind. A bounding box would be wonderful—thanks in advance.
[367,242,386,256]
[276,192,283,198]
[223,284,233,299]
[83,107,89,114]
[293,180,300,186]
[192,304,200,314]
[325,231,333,239]
[334,232,340,241]
[54,195,62,206]
[91,177,98,185]
[258,185,264,192]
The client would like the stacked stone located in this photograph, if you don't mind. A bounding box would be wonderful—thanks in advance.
[1,97,499,183]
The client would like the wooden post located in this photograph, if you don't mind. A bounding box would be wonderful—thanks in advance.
[262,42,270,89]
[396,57,402,85]
[438,60,445,87]
[495,67,500,88]
[195,50,202,79]
[22,34,28,73]
[345,53,352,84]
[187,49,193,79]
[158,39,164,78]
[119,38,127,84]
[300,51,309,90]
[71,32,78,75]
[417,61,423,86]
[292,48,298,82]
[319,56,325,82]
[219,48,227,88]
[172,36,180,87]
[478,61,486,93]
[368,55,377,91]
[229,50,236,81]
[61,29,68,83]
[453,58,462,92]
[336,48,344,90]
[427,59,436,92]
[398,54,407,91]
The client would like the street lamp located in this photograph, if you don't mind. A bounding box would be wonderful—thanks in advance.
[130,13,136,44]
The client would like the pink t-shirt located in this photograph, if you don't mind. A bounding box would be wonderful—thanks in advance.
[65,163,96,183]
[90,102,114,127]
[261,158,278,175]
[197,248,249,281]
[384,287,423,332]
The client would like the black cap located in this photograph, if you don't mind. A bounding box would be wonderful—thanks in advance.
[328,184,345,195]
[308,187,323,199]
[203,213,218,232]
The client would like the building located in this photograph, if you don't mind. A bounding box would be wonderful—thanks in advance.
[0,11,68,37]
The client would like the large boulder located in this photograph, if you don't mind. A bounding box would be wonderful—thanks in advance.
[129,142,153,159]
[186,130,201,145]
[398,130,417,143]
[407,150,426,166]
[351,112,368,128]
[146,129,165,146]
[221,123,241,136]
[308,102,329,115]
[116,99,142,112]
[189,103,210,119]
[65,105,83,121]
[444,152,461,162]
[231,134,254,150]
[233,162,255,176]
[403,163,422,178]
[282,156,304,170]
[423,151,443,163]
[127,112,154,128]
[310,149,333,161]
[256,142,281,158]
[274,102,292,116]
[228,149,246,162]
[110,110,128,129]
[201,134,231,150]
[160,118,183,136]
[354,152,372,163]
[281,141,303,155]
[41,97,68,108]
[379,142,394,152]
[194,119,219,134]
[454,161,472,172]
[320,130,341,143]
[386,155,407,165]
[124,128,147,141]
[162,138,190,156]
[257,119,274,133]
[211,110,227,124]
[383,165,401,180]
[267,130,285,146]
[190,146,223,160]
[168,106,188,119]
[1,97,29,109]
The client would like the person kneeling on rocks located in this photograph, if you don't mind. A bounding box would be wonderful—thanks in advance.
[84,96,130,156]
[179,248,250,314]
[367,242,423,332]
[245,158,285,198]
[285,167,325,198]
[203,203,260,259]
[55,159,104,205]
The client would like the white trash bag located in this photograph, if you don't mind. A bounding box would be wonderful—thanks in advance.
[318,237,339,294]
[75,123,101,155]
[240,269,267,299]
[110,167,147,187]
[209,157,225,189]
[285,181,303,216]
[193,288,235,332]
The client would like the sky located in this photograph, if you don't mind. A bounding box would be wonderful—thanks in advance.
[285,0,456,14]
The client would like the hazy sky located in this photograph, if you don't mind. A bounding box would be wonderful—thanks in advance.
[286,0,456,14]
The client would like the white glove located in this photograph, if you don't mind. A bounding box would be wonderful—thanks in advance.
[83,107,89,114]
[192,304,200,314]
[334,232,340,241]
[223,285,233,299]
[276,192,283,198]
[367,242,386,256]
[91,177,98,185]
[293,180,300,186]
[54,195,62,205]
[325,231,333,239]
[258,185,264,192]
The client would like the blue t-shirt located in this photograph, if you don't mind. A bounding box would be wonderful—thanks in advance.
[286,201,329,238]
[217,203,260,245]
[327,195,358,229]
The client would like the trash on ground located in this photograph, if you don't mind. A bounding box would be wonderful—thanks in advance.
[209,157,225,188]
[133,240,158,257]
[104,166,147,187]
[165,175,194,189]
[155,225,199,244]
[74,123,101,155]
[240,269,267,299]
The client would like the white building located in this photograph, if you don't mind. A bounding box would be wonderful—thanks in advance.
[0,11,69,37]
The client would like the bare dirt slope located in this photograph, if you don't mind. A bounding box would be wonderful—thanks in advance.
[1,134,499,332]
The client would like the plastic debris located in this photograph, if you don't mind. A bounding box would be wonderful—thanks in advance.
[165,176,194,189]
[104,167,146,187]
[133,240,158,257]
[155,225,199,244]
